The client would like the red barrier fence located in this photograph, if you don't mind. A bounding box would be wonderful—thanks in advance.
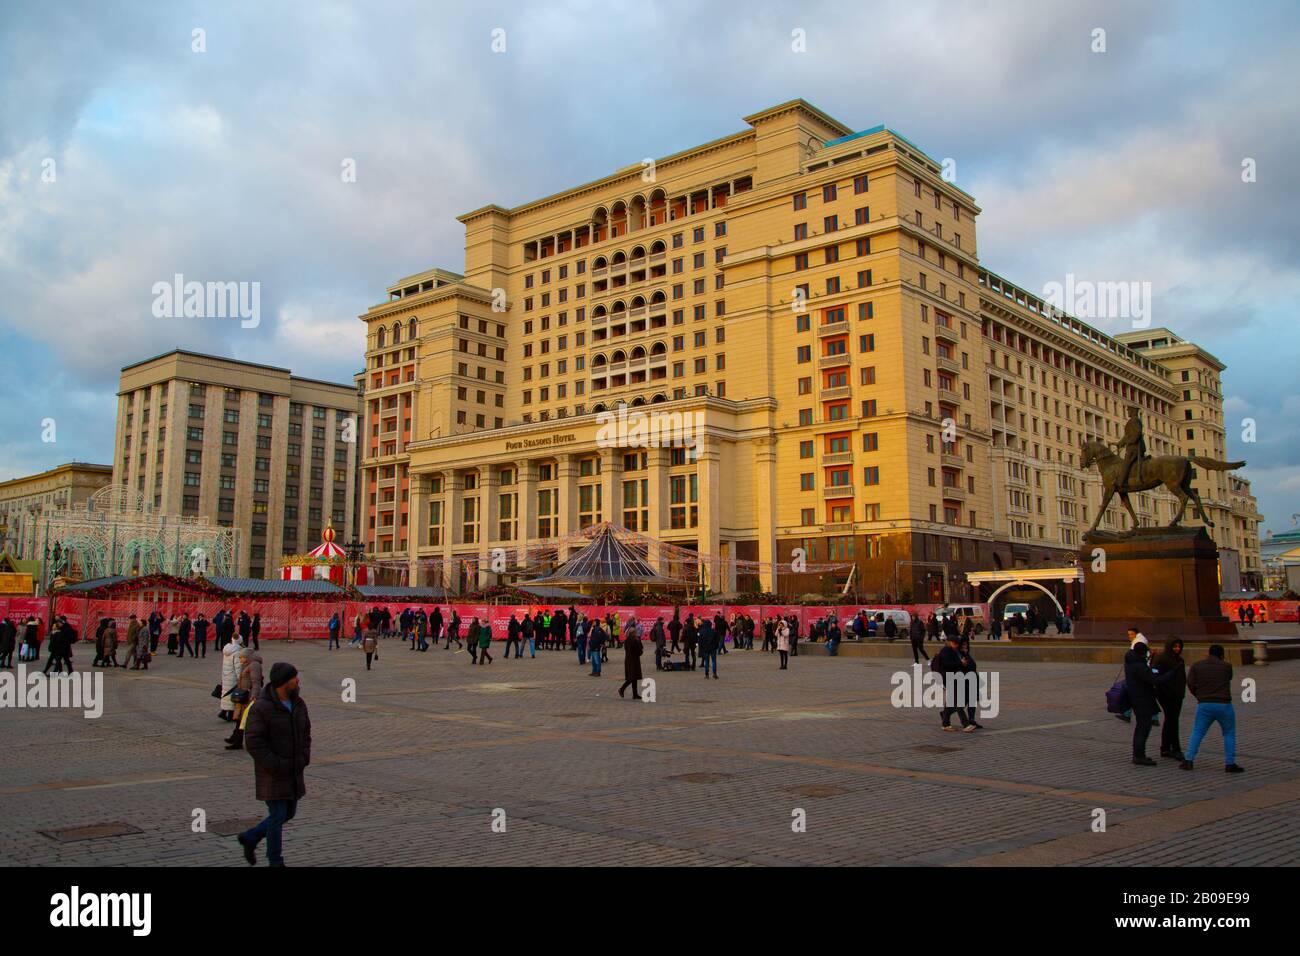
[22,595,1296,641]
[41,597,997,642]
[1220,600,1298,624]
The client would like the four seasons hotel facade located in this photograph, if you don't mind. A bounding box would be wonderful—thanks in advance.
[357,100,1261,597]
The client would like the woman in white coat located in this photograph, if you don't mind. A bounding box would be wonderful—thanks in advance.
[776,621,791,670]
[218,634,243,722]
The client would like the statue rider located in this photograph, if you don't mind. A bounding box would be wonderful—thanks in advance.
[1115,405,1146,493]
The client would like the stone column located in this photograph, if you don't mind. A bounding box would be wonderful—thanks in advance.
[445,469,463,591]
[645,446,669,573]
[600,447,623,526]
[696,438,722,593]
[479,464,500,588]
[408,473,428,585]
[556,453,579,560]
[516,459,537,568]
[752,437,778,592]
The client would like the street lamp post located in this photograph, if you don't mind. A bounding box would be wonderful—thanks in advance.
[344,539,365,588]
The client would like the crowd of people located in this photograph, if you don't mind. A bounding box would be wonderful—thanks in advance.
[1118,629,1244,773]
[328,604,822,687]
[0,614,51,669]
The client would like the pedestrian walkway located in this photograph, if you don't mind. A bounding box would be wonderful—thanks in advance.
[1,642,1295,866]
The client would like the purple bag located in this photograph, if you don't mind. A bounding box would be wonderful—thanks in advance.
[1105,666,1129,714]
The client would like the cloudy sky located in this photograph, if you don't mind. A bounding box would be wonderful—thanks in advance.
[2,0,1297,532]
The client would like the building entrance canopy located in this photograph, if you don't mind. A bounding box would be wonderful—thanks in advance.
[965,566,1083,616]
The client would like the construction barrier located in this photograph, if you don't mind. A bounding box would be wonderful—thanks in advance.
[44,597,993,642]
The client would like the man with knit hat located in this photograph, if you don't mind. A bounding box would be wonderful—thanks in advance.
[1123,628,1174,766]
[237,661,311,866]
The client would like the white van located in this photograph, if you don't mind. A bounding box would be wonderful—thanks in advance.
[936,604,986,633]
[859,608,911,638]
[1002,602,1031,623]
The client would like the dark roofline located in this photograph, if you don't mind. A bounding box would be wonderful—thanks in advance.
[119,349,355,392]
[121,348,290,376]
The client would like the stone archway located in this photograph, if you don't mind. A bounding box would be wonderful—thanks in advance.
[986,579,1064,616]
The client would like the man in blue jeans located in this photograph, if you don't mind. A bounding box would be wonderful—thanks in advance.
[588,621,605,676]
[1181,644,1244,773]
[698,619,719,679]
[238,662,312,866]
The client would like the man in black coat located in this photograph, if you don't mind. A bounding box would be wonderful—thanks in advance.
[193,613,209,658]
[933,635,971,731]
[698,619,719,679]
[553,608,568,651]
[1151,637,1187,760]
[43,617,76,674]
[667,611,682,653]
[909,615,928,664]
[1124,634,1174,765]
[430,606,443,647]
[238,662,311,867]
[618,628,644,699]
[0,615,16,668]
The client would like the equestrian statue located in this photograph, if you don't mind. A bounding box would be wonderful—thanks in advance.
[1080,405,1244,539]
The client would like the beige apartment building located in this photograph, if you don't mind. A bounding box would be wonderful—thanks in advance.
[358,100,1259,597]
[115,351,360,579]
[0,462,114,559]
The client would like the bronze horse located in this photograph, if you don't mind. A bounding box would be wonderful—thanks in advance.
[1080,439,1244,537]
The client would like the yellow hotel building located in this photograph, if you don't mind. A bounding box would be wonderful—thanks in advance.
[357,100,1260,597]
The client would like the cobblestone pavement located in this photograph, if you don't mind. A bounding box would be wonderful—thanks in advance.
[1,638,1296,866]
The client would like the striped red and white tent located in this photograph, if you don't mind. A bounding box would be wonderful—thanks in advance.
[280,521,368,584]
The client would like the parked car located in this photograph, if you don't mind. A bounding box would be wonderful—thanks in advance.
[1001,602,1031,624]
[936,604,986,633]
[859,608,911,638]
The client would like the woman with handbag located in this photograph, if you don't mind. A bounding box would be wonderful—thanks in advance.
[219,635,243,721]
[363,629,378,670]
[226,646,264,750]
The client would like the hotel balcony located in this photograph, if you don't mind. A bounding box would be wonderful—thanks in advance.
[934,323,960,345]
[821,385,851,401]
[938,385,962,404]
[818,353,851,369]
[941,484,967,501]
[817,320,849,338]
[822,451,853,466]
[936,355,960,375]
[822,485,856,499]
[941,452,964,468]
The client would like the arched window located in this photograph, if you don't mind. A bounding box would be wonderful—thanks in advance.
[377,327,386,348]
[408,318,417,341]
